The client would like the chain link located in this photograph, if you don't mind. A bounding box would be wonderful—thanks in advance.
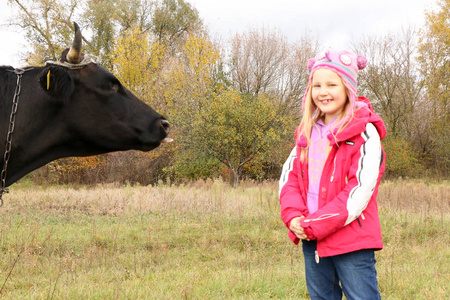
[0,68,25,206]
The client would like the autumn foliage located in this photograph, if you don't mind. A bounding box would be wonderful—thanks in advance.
[9,0,449,185]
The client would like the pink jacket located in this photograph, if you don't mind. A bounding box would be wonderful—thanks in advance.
[279,97,386,257]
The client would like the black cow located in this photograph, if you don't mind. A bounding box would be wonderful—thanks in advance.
[0,23,171,188]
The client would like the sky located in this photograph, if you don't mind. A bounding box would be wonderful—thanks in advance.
[0,0,437,67]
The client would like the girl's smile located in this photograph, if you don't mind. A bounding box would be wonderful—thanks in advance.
[317,99,332,104]
[311,68,348,124]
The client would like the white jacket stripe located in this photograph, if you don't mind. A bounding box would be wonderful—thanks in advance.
[345,123,382,225]
[279,147,297,197]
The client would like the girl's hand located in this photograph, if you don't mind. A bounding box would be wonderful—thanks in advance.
[289,216,309,240]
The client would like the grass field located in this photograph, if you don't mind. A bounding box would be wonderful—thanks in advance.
[0,179,448,299]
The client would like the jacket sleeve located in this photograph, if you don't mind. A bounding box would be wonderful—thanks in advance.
[279,146,308,244]
[301,123,384,240]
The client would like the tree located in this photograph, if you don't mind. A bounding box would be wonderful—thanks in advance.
[109,25,165,104]
[81,0,117,66]
[152,0,203,52]
[190,88,291,187]
[83,0,156,67]
[158,32,222,180]
[7,0,79,65]
[418,0,450,175]
[114,0,154,32]
[355,29,425,136]
[228,28,318,106]
[229,28,289,97]
[282,35,320,113]
[353,29,441,176]
[161,31,221,123]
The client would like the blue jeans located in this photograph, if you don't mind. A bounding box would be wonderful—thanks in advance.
[302,240,381,300]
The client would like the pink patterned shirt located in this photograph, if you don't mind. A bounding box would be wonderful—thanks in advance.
[307,118,337,214]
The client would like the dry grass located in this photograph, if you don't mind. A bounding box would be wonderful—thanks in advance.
[376,179,449,299]
[0,178,448,299]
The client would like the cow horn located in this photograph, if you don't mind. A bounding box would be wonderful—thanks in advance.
[66,22,82,64]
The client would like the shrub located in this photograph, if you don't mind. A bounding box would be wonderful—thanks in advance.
[383,136,422,178]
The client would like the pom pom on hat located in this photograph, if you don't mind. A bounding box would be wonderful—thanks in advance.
[307,58,317,72]
[325,50,332,62]
[357,55,367,70]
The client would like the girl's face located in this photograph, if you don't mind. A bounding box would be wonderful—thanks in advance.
[311,68,348,125]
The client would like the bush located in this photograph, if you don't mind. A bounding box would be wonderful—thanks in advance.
[383,136,422,178]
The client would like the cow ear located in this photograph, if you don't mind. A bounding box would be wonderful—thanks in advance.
[39,65,75,99]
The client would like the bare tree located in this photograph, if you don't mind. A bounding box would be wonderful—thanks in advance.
[7,0,79,64]
[353,28,425,137]
[228,27,290,97]
[281,34,320,115]
[228,28,318,117]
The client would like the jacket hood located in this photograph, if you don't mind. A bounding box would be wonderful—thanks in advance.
[332,96,386,143]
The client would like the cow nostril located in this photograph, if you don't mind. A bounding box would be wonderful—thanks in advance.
[159,119,173,143]
[161,119,170,134]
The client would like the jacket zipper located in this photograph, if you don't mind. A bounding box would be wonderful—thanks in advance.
[330,155,337,182]
[312,213,338,264]
[357,218,362,227]
[357,213,366,227]
[313,146,339,264]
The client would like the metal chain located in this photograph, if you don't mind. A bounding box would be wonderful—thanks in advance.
[0,68,25,207]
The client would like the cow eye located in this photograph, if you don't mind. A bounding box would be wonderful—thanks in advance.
[111,83,119,93]
[104,82,120,93]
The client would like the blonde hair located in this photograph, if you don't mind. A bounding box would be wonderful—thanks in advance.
[297,73,355,161]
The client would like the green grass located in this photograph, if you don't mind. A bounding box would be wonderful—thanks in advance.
[0,179,448,299]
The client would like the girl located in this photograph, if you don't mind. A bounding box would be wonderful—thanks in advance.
[279,50,386,300]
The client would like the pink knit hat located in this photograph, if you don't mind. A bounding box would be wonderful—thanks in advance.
[303,49,367,113]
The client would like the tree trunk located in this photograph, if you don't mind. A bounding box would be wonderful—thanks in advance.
[231,166,242,188]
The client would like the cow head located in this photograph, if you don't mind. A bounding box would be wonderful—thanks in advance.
[2,22,172,185]
[36,22,172,154]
